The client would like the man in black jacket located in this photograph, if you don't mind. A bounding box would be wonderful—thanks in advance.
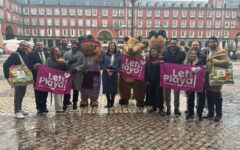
[162,38,186,115]
[29,41,49,113]
[3,41,31,119]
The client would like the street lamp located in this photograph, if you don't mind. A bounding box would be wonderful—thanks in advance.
[131,0,138,37]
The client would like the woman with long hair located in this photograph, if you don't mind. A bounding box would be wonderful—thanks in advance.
[100,42,121,108]
[47,47,67,112]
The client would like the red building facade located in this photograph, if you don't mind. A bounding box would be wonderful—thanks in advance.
[0,0,239,47]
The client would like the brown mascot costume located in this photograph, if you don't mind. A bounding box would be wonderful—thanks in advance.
[78,35,102,107]
[118,37,146,107]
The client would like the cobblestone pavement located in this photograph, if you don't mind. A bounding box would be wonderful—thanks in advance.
[0,55,240,150]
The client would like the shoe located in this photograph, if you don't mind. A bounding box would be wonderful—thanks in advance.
[63,105,67,111]
[186,114,194,120]
[15,112,25,119]
[214,116,221,122]
[198,114,203,121]
[42,109,48,113]
[73,103,77,110]
[20,110,28,116]
[174,110,181,115]
[166,109,171,115]
[203,115,214,119]
[159,111,165,116]
[184,110,188,114]
[56,110,65,113]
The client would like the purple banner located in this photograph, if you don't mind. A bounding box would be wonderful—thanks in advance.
[120,54,145,80]
[35,65,72,94]
[160,63,205,92]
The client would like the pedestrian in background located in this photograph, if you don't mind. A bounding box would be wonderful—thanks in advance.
[100,42,120,108]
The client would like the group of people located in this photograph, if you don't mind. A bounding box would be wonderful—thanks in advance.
[3,35,230,123]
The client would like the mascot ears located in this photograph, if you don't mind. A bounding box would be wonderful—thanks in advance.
[148,30,167,39]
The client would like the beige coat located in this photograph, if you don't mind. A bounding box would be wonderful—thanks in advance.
[206,46,230,92]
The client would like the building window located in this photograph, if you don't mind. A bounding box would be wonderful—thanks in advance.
[102,20,107,27]
[40,29,45,36]
[198,20,203,28]
[62,29,67,36]
[78,19,83,26]
[39,8,45,15]
[0,10,3,19]
[207,20,211,28]
[172,20,177,28]
[92,9,97,16]
[232,11,236,18]
[47,18,52,26]
[128,19,132,27]
[190,20,195,28]
[25,29,30,35]
[181,30,186,38]
[32,29,37,36]
[182,10,187,18]
[78,29,83,36]
[173,10,178,18]
[102,9,108,16]
[172,30,177,37]
[48,29,52,36]
[155,10,160,17]
[138,9,143,17]
[128,10,132,17]
[137,20,142,27]
[231,21,235,28]
[71,29,75,36]
[39,18,44,26]
[54,8,59,15]
[224,31,229,38]
[137,30,142,37]
[24,18,29,25]
[55,18,60,26]
[119,30,124,37]
[190,10,195,18]
[86,30,91,35]
[119,9,124,17]
[78,9,82,16]
[206,30,211,38]
[198,31,202,38]
[62,18,67,26]
[215,31,220,38]
[207,11,212,18]
[62,8,67,16]
[23,8,29,14]
[198,10,204,18]
[216,11,221,18]
[164,10,169,17]
[70,9,75,16]
[46,8,52,15]
[189,31,194,38]
[0,0,3,6]
[225,22,230,28]
[181,20,186,28]
[70,19,75,26]
[215,21,220,28]
[146,10,152,17]
[225,11,230,18]
[92,19,97,27]
[163,20,168,27]
[31,18,37,25]
[86,19,91,27]
[31,8,37,15]
[155,20,160,27]
[112,9,118,17]
[146,20,151,28]
[55,29,60,36]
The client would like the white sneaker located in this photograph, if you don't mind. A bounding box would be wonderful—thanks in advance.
[15,112,25,119]
[20,110,29,116]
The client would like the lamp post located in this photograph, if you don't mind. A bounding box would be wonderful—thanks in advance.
[131,0,138,37]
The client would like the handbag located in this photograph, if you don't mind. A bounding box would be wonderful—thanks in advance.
[8,52,33,87]
[209,63,234,86]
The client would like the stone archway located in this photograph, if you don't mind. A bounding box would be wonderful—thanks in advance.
[6,25,15,40]
[98,30,112,43]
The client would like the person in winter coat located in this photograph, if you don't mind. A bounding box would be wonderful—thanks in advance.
[100,42,121,108]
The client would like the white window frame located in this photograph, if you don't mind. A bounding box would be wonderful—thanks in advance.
[138,9,143,17]
[102,9,108,16]
[155,10,160,17]
[173,10,178,18]
[69,8,75,16]
[77,9,83,16]
[146,10,152,17]
[163,10,169,18]
[182,10,187,18]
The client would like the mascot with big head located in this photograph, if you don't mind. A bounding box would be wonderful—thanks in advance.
[118,37,146,107]
[78,35,102,107]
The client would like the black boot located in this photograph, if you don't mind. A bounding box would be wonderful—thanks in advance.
[105,94,111,108]
[73,102,77,110]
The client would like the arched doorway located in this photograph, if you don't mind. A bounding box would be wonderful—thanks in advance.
[98,31,112,44]
[6,25,15,40]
